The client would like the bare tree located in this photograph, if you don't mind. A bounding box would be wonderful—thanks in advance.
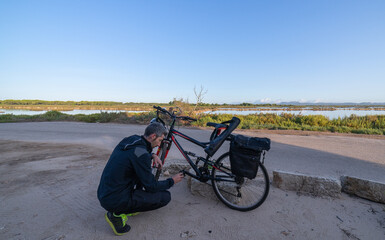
[193,85,208,111]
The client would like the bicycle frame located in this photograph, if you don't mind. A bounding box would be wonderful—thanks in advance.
[154,112,233,182]
[170,129,207,177]
[151,106,271,211]
[155,113,206,176]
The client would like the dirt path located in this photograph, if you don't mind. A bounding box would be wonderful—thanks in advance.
[0,140,384,240]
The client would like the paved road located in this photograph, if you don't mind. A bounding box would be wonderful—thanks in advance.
[2,122,385,239]
[1,122,384,183]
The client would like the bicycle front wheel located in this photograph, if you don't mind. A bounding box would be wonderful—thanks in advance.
[153,142,168,180]
[211,152,270,211]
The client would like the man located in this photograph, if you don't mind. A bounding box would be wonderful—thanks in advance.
[97,122,184,235]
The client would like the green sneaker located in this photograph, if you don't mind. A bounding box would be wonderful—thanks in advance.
[128,212,140,217]
[105,212,131,235]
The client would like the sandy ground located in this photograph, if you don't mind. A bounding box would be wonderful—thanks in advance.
[0,126,385,239]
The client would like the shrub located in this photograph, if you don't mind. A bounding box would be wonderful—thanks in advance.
[0,110,384,135]
[38,111,71,121]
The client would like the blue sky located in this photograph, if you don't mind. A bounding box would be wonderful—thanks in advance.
[1,0,384,104]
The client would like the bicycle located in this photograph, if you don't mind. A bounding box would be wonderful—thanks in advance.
[151,106,270,211]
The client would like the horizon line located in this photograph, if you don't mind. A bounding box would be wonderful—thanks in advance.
[1,99,385,106]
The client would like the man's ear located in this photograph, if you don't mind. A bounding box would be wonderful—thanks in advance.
[149,133,157,141]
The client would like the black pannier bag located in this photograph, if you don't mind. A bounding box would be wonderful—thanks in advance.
[230,135,271,179]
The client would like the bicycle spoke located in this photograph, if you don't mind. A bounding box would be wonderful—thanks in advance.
[211,152,269,211]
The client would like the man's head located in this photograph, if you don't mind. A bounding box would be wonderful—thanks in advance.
[144,122,167,148]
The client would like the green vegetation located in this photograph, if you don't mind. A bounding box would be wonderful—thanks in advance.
[1,110,384,135]
[193,113,385,135]
[0,99,160,111]
[0,111,156,125]
[1,99,384,135]
[0,99,161,106]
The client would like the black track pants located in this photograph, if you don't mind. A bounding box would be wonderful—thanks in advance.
[116,189,171,214]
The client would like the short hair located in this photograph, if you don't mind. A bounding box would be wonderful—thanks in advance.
[144,122,167,138]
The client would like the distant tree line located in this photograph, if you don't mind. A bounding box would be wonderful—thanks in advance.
[1,99,384,112]
[0,99,154,106]
[0,99,289,110]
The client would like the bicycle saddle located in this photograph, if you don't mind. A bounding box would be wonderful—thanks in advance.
[206,122,226,128]
[204,117,240,157]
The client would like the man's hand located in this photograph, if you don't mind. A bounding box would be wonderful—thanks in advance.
[152,154,163,169]
[172,173,184,184]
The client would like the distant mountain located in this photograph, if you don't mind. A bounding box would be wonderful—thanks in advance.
[277,101,385,106]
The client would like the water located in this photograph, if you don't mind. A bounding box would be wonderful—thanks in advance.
[62,110,147,115]
[204,108,385,119]
[1,108,385,119]
[0,109,147,116]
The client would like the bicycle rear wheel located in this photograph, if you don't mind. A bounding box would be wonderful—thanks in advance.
[211,152,269,211]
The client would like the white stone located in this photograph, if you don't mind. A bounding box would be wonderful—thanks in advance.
[162,170,170,177]
[162,162,190,176]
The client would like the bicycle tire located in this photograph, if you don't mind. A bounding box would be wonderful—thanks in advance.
[154,142,168,180]
[211,152,270,211]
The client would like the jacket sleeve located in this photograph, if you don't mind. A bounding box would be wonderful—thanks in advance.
[130,146,174,192]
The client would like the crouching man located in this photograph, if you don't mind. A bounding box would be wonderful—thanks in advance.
[97,122,184,235]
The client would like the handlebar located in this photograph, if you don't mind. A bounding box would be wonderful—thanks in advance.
[153,106,170,115]
[180,116,197,122]
[153,106,197,122]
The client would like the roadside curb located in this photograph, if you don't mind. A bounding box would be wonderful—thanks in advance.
[272,170,385,204]
[340,176,385,204]
[272,170,341,198]
[161,164,385,204]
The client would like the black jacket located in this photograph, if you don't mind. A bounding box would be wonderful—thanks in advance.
[97,135,174,210]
